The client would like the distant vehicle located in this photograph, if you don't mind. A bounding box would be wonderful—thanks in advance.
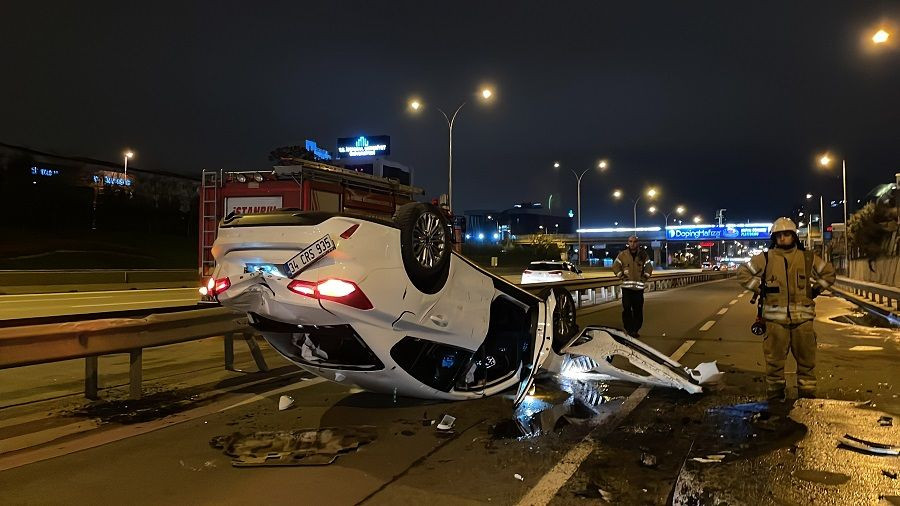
[521,261,584,284]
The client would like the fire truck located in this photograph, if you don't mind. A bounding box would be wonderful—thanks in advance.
[199,160,424,281]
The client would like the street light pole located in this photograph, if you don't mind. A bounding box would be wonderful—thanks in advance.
[842,159,849,274]
[820,195,825,257]
[124,151,133,177]
[632,197,642,231]
[436,103,466,213]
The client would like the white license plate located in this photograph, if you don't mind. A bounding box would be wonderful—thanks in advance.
[285,235,335,278]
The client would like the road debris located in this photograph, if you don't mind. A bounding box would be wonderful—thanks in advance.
[879,416,894,427]
[514,473,524,481]
[639,452,658,467]
[209,426,377,467]
[278,395,295,411]
[837,434,900,456]
[691,454,726,464]
[883,470,898,480]
[437,414,456,431]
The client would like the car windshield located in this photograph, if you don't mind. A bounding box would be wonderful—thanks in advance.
[529,262,564,271]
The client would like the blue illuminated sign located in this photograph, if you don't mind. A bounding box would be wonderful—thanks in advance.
[304,139,332,161]
[666,224,771,241]
[336,135,391,158]
[31,167,59,177]
[93,175,132,187]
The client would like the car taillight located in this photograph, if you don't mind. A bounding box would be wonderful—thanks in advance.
[340,224,360,239]
[211,277,231,295]
[287,278,373,310]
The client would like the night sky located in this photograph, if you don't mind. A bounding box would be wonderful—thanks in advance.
[3,1,898,227]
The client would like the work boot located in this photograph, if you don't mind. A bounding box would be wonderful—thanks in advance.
[766,388,785,402]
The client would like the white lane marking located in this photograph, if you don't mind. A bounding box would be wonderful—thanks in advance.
[717,308,728,315]
[516,340,695,506]
[699,320,716,332]
[737,292,746,298]
[0,377,326,472]
[729,299,739,305]
[848,345,883,351]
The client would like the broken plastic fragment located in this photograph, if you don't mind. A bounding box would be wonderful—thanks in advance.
[690,361,724,385]
[837,434,900,456]
[878,416,893,427]
[278,395,295,411]
[437,415,456,431]
[514,473,524,481]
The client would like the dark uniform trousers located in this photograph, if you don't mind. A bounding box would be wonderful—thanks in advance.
[621,288,644,335]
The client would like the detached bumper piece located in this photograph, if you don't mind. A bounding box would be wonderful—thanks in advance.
[557,326,722,394]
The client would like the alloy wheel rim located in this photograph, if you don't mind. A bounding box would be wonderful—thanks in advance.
[412,212,446,268]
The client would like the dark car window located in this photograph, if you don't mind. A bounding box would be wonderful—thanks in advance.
[529,262,564,271]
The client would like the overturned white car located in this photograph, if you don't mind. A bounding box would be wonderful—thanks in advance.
[209,203,718,405]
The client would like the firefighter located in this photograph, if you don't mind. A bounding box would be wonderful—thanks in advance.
[612,235,653,338]
[737,217,835,401]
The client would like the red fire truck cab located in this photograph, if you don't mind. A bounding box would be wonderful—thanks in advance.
[199,160,424,282]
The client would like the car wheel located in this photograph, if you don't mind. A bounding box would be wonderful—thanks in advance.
[395,202,451,294]
[541,286,579,352]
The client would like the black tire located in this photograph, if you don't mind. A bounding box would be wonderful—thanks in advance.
[541,286,579,352]
[395,202,451,294]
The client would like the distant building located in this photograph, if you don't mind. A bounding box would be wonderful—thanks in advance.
[464,202,575,242]
[0,141,198,236]
[329,134,414,187]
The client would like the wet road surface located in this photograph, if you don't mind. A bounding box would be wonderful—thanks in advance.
[1,279,898,505]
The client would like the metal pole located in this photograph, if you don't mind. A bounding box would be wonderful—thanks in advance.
[124,155,128,177]
[439,103,466,214]
[842,159,849,275]
[819,195,825,257]
[632,197,640,231]
[577,176,582,266]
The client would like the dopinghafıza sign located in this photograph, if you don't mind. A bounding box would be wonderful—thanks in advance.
[225,196,283,215]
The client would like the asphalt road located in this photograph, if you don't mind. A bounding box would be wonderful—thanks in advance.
[0,288,200,321]
[1,280,897,505]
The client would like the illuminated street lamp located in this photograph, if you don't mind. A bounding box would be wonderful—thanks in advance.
[818,152,849,272]
[124,151,134,176]
[554,159,610,265]
[693,215,702,224]
[619,188,658,230]
[408,87,494,212]
[651,205,686,266]
[873,29,890,44]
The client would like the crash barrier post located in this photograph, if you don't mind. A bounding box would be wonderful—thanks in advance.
[0,308,263,400]
[224,332,270,373]
[520,271,734,309]
[833,276,900,313]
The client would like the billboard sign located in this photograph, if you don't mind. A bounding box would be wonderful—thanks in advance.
[666,224,771,241]
[336,135,390,158]
[225,196,283,216]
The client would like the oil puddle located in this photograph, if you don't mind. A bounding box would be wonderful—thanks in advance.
[830,309,898,329]
[209,426,377,467]
[491,378,627,439]
[794,469,850,485]
[68,390,195,424]
[688,402,807,463]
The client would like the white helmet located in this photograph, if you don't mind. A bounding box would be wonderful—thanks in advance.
[771,217,798,234]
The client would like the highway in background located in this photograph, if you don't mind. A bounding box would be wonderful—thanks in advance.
[0,288,200,322]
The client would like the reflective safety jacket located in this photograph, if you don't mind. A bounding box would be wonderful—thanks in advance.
[737,247,836,324]
[612,248,653,291]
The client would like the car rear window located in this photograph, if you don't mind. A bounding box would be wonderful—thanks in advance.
[529,262,564,271]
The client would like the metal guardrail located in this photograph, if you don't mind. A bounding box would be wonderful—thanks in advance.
[0,269,199,295]
[520,270,734,308]
[0,307,263,400]
[833,276,900,312]
[0,269,732,401]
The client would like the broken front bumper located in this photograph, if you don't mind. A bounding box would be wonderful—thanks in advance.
[552,326,723,394]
